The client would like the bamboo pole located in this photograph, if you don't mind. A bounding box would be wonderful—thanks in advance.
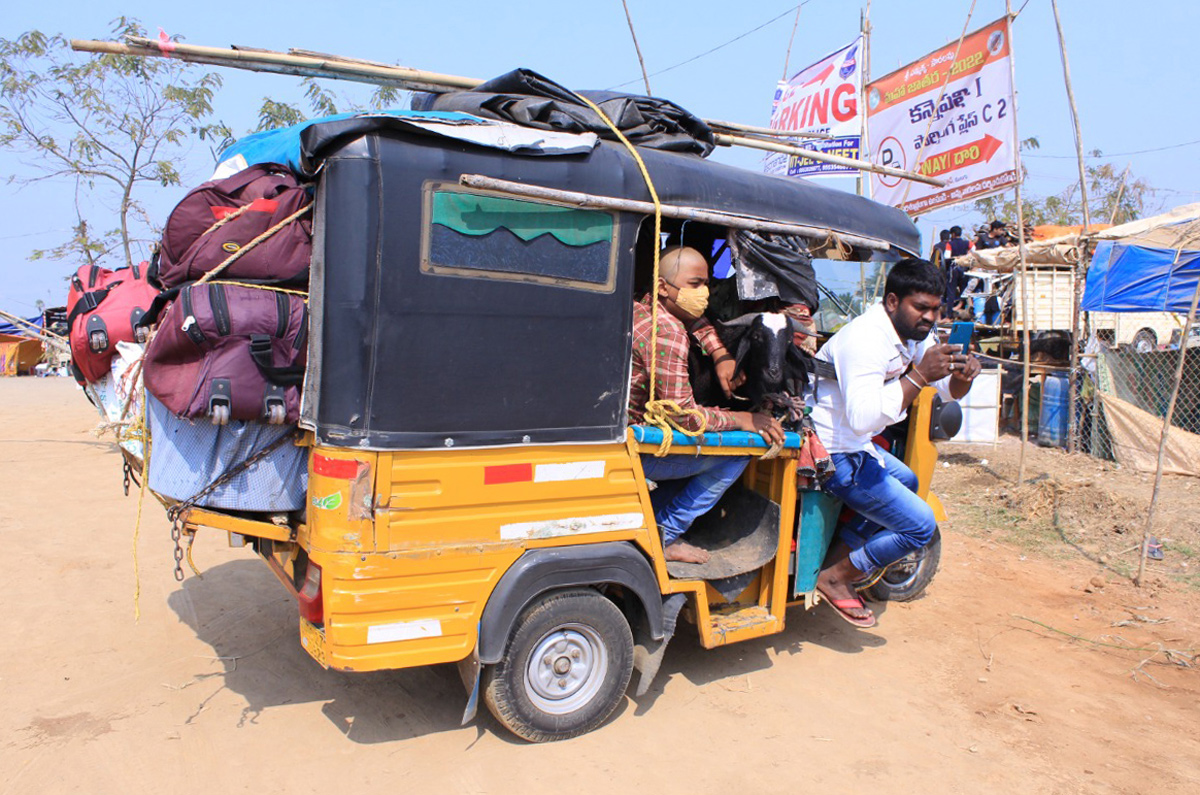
[1052,0,1091,454]
[620,0,653,96]
[858,0,872,199]
[1108,163,1131,225]
[706,120,831,140]
[70,37,939,186]
[780,5,803,81]
[1006,2,1033,484]
[0,308,67,343]
[457,174,891,251]
[712,133,944,187]
[1136,245,1200,587]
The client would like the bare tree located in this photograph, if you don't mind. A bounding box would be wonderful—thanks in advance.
[0,18,229,269]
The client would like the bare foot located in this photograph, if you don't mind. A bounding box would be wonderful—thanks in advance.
[665,540,710,564]
[816,541,874,625]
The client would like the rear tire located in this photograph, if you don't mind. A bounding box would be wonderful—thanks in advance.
[862,527,942,602]
[482,589,633,743]
[1132,329,1157,353]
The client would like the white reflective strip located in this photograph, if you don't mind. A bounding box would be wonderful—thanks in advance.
[533,461,606,483]
[366,619,443,644]
[500,512,644,541]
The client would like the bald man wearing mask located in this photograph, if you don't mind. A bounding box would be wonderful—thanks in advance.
[629,246,785,563]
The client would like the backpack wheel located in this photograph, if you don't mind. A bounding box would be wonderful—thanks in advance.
[210,404,231,426]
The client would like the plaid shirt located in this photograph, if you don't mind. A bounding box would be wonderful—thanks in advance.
[628,298,740,432]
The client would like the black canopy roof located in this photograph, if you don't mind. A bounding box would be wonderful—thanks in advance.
[301,116,920,257]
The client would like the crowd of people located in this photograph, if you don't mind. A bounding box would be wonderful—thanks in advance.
[930,220,1016,327]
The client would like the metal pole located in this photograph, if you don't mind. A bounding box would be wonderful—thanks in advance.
[1051,0,1092,454]
[1006,2,1033,483]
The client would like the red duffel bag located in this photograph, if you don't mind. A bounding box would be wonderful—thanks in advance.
[142,283,307,425]
[154,163,313,288]
[66,262,161,384]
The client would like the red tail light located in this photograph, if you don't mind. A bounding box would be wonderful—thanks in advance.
[298,560,323,625]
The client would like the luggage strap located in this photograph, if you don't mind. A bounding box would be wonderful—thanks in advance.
[249,334,305,386]
[66,286,114,331]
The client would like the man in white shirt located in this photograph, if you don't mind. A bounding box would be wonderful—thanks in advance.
[810,258,980,627]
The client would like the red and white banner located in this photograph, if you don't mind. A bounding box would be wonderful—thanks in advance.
[866,18,1018,214]
[764,37,863,178]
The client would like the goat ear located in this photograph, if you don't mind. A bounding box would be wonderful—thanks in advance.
[734,335,752,370]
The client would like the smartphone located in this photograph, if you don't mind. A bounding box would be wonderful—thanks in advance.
[947,321,974,355]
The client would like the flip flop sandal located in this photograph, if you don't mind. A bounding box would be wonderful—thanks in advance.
[816,586,877,628]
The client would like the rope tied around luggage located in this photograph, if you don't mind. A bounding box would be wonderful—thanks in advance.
[195,204,313,286]
[571,93,705,456]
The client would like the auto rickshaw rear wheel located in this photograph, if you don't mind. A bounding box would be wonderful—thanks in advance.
[482,588,633,742]
[861,527,942,603]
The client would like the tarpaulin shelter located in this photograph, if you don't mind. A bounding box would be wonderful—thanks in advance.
[0,334,43,375]
[1081,204,1200,313]
[1079,204,1200,477]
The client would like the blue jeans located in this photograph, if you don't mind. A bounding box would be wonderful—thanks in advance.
[640,454,749,546]
[822,446,936,572]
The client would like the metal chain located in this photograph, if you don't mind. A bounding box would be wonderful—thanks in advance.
[163,427,299,581]
[168,511,185,582]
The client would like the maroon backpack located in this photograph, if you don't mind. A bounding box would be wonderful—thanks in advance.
[66,262,161,384]
[143,283,307,424]
[155,163,313,288]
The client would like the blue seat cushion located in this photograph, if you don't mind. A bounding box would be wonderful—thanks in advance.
[631,424,804,449]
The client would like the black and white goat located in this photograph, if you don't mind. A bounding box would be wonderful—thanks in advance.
[688,311,813,431]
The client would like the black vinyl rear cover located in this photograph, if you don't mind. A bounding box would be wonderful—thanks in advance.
[309,132,639,449]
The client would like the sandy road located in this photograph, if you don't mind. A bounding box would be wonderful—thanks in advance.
[2,377,1198,794]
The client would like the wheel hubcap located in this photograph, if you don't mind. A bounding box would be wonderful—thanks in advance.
[525,624,608,715]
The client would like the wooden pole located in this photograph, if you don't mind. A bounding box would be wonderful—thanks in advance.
[458,174,891,251]
[707,120,832,140]
[1135,241,1199,587]
[1108,163,1132,225]
[1051,0,1092,454]
[1006,2,1033,483]
[70,37,938,186]
[780,5,803,82]
[713,133,944,187]
[620,0,653,96]
[858,0,872,199]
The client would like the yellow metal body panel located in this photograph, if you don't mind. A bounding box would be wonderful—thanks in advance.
[180,403,943,673]
[302,441,666,672]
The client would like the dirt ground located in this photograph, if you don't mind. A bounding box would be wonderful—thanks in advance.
[2,377,1198,794]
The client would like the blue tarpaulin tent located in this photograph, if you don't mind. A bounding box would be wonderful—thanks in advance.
[0,315,42,336]
[1082,206,1200,313]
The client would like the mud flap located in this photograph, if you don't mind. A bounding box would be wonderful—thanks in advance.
[632,593,687,697]
[457,650,481,726]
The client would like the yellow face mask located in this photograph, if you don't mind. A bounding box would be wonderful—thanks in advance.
[667,282,709,318]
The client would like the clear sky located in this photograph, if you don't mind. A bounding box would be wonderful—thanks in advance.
[2,0,1197,313]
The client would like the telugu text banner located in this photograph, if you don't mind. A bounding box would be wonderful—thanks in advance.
[865,18,1017,214]
[764,37,863,179]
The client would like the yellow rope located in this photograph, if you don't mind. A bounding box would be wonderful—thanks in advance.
[124,380,150,622]
[572,95,706,456]
[205,280,310,299]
